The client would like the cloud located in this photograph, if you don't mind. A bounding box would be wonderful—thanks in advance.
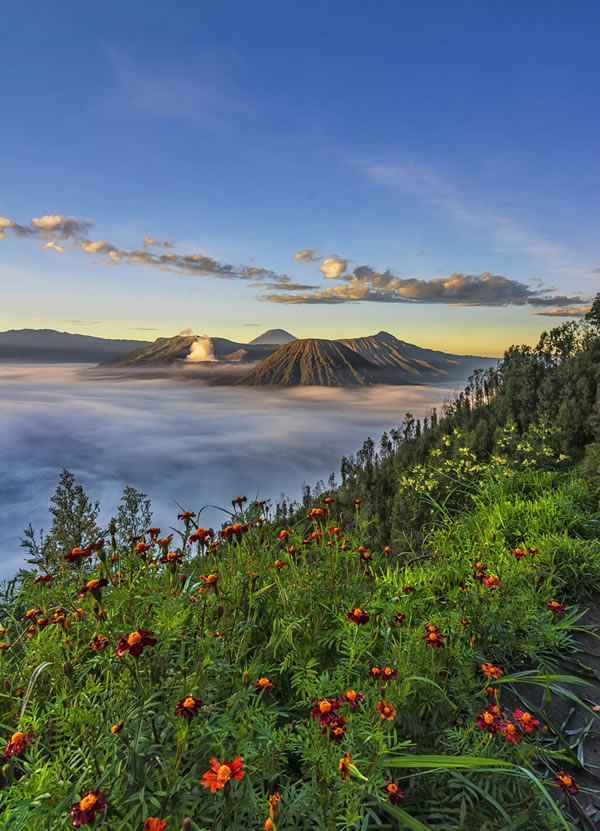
[263,271,586,308]
[41,240,64,253]
[293,248,320,263]
[178,328,194,335]
[63,320,102,326]
[320,256,348,279]
[143,235,173,248]
[532,305,592,317]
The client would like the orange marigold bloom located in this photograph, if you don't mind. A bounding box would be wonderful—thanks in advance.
[116,630,156,658]
[346,607,369,624]
[3,730,35,758]
[89,634,108,651]
[189,527,211,544]
[482,574,502,588]
[339,752,353,781]
[277,529,291,540]
[175,694,204,719]
[64,546,93,564]
[381,777,405,805]
[201,755,245,792]
[144,820,166,831]
[0,641,9,651]
[554,771,579,795]
[177,511,196,521]
[22,608,42,621]
[547,600,565,613]
[481,662,503,679]
[267,791,281,821]
[198,573,218,593]
[270,559,286,570]
[339,689,364,707]
[232,495,247,506]
[110,721,124,734]
[376,700,397,721]
[78,577,108,597]
[70,789,108,826]
[252,677,276,694]
[353,498,362,505]
[33,574,53,584]
[264,820,274,831]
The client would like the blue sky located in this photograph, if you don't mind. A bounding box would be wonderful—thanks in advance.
[1,0,598,355]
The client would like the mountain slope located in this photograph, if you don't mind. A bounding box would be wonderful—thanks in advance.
[101,335,280,366]
[248,328,297,346]
[233,338,378,386]
[0,329,150,362]
[340,331,494,380]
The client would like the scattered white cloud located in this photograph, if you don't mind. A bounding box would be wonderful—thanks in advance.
[320,256,348,279]
[41,240,64,253]
[143,235,173,248]
[532,305,592,317]
[293,248,320,263]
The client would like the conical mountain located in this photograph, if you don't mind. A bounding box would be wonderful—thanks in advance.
[233,338,378,387]
[248,328,297,346]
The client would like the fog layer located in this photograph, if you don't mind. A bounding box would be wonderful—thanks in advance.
[0,364,457,577]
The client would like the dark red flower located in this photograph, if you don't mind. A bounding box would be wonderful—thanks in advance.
[375,700,397,721]
[232,496,247,506]
[116,630,157,658]
[547,600,565,614]
[513,709,540,733]
[201,755,245,792]
[381,777,405,805]
[253,677,276,694]
[3,730,35,758]
[368,666,382,681]
[311,698,341,723]
[33,574,54,584]
[338,689,364,708]
[380,666,398,682]
[89,634,108,651]
[307,507,327,520]
[500,721,522,743]
[159,551,184,565]
[475,703,505,734]
[70,789,108,827]
[482,575,502,589]
[554,771,579,795]
[175,694,204,719]
[392,613,406,625]
[177,511,196,522]
[64,546,93,564]
[423,624,444,647]
[189,527,211,544]
[322,716,346,742]
[145,527,161,539]
[346,607,369,624]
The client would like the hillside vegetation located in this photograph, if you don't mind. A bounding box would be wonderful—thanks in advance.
[1,301,600,830]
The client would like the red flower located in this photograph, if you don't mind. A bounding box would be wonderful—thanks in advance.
[144,820,166,831]
[368,666,382,681]
[253,677,276,694]
[392,613,406,625]
[380,666,398,682]
[338,689,364,708]
[198,574,218,594]
[78,577,108,597]
[500,721,522,743]
[307,507,327,520]
[116,630,157,658]
[323,716,346,742]
[375,700,397,721]
[554,771,579,795]
[156,534,174,549]
[221,523,249,541]
[145,527,161,539]
[353,498,362,505]
[3,730,34,759]
[269,560,286,570]
[482,575,502,588]
[510,548,527,560]
[423,624,444,647]
[89,634,108,651]
[472,561,487,581]
[346,607,369,624]
[33,574,54,584]
[382,546,393,555]
[189,528,211,544]
[70,789,108,826]
[175,694,204,719]
[159,551,184,565]
[177,511,196,521]
[277,529,291,540]
[513,709,540,732]
[547,600,565,613]
[381,777,405,805]
[201,755,245,792]
[232,496,247,506]
[64,546,93,564]
[136,541,153,557]
[475,704,505,734]
[311,698,341,723]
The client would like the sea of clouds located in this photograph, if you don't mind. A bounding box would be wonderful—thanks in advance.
[0,363,458,578]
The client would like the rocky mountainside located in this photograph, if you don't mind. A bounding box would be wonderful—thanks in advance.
[232,338,380,386]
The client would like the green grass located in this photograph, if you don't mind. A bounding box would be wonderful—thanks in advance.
[1,465,599,830]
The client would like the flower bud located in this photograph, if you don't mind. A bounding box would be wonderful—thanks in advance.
[3,679,10,692]
[1,762,13,782]
[182,819,193,831]
[62,661,73,678]
[241,670,251,685]
[216,604,224,619]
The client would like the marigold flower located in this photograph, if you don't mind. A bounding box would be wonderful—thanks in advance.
[346,607,369,624]
[481,662,503,679]
[110,721,124,734]
[277,529,291,540]
[159,551,184,565]
[482,574,502,588]
[327,525,342,534]
[500,721,522,743]
[375,700,397,721]
[380,666,398,681]
[116,630,157,658]
[232,496,247,506]
[423,624,444,647]
[201,755,245,792]
[78,577,108,597]
[311,698,341,723]
[145,527,161,539]
[267,791,281,821]
[353,498,362,505]
[198,574,218,594]
[323,716,346,742]
[189,528,211,544]
[177,511,196,521]
[510,548,527,560]
[144,820,166,831]
[307,507,327,519]
[89,634,108,651]
[0,642,9,651]
[22,608,42,621]
[64,546,93,564]
[339,752,353,781]
[381,777,405,805]
[339,689,364,708]
[368,666,382,680]
[304,530,322,543]
[264,820,274,831]
[221,523,249,541]
[270,559,286,570]
[392,613,405,625]
[175,694,204,719]
[0,626,9,636]
[401,585,415,593]
[33,574,54,584]
[3,730,34,758]
[554,771,579,795]
[476,704,504,734]
[547,600,565,613]
[136,541,153,557]
[70,789,108,827]
[252,677,276,694]
[513,709,540,732]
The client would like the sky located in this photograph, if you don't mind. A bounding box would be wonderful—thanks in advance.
[1,0,598,357]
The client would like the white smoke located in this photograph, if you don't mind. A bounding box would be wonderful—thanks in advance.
[186,337,217,362]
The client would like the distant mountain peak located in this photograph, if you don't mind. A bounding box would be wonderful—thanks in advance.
[248,329,297,346]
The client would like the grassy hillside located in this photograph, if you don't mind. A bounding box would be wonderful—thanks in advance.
[1,307,600,830]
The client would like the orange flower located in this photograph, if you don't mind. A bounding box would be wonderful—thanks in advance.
[144,820,166,831]
[33,574,54,584]
[198,574,218,594]
[339,752,353,781]
[375,700,397,721]
[277,529,291,540]
[232,495,247,506]
[554,771,579,795]
[481,662,503,680]
[201,755,245,792]
[110,721,124,734]
[252,677,276,694]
